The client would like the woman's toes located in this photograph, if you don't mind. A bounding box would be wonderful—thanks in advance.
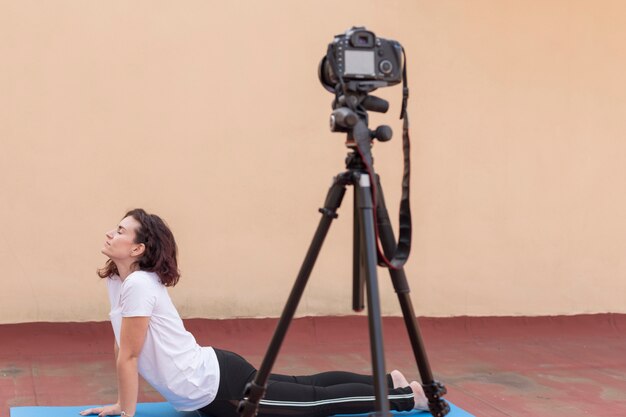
[390,369,409,388]
[410,381,429,411]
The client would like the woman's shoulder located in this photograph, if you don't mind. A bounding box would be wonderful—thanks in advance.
[124,271,164,289]
[105,274,121,288]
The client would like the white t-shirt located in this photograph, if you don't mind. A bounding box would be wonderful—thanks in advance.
[107,271,220,411]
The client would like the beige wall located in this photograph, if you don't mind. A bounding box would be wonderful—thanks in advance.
[1,1,626,324]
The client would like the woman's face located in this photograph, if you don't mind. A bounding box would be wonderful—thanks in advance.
[101,216,144,261]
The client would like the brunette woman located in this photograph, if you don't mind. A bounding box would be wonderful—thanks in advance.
[80,209,427,417]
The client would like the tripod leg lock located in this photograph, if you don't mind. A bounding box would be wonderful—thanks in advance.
[422,381,450,417]
[237,381,267,417]
[319,207,339,218]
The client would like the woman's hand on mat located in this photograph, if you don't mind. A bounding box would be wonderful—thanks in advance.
[79,402,122,416]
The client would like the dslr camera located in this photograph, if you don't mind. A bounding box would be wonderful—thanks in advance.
[319,27,404,93]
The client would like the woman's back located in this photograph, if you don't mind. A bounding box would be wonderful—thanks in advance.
[107,271,219,411]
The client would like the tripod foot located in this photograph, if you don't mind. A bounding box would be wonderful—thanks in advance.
[422,381,450,417]
[237,381,266,417]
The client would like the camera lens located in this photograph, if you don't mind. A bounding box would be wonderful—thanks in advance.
[379,60,393,74]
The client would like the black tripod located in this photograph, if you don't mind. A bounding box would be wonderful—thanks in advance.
[238,98,449,417]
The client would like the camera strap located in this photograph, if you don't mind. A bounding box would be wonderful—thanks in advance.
[353,48,411,270]
[353,115,411,270]
[385,46,412,269]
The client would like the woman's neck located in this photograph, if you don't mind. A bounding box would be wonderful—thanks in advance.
[116,262,138,281]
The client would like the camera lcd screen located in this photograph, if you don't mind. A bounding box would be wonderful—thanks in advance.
[344,50,375,76]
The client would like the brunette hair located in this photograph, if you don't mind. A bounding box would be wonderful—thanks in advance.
[98,209,180,286]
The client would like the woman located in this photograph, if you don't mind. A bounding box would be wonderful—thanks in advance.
[80,209,428,417]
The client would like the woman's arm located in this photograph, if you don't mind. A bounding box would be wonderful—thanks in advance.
[116,316,150,417]
[114,341,120,405]
[80,317,149,417]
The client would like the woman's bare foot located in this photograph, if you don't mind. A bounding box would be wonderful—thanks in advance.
[410,381,429,411]
[390,369,409,388]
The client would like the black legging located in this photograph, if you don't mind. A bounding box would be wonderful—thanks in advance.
[198,349,415,417]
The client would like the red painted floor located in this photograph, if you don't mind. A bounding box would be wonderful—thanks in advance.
[2,314,626,417]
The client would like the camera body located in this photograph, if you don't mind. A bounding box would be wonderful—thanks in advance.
[320,27,403,92]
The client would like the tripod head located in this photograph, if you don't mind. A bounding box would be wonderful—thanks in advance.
[329,92,393,148]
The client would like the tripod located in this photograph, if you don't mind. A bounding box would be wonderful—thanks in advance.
[238,100,450,417]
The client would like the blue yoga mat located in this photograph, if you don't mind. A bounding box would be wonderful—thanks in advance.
[11,401,474,417]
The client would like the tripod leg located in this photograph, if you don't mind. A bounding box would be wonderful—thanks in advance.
[354,173,391,417]
[238,174,349,417]
[374,176,450,417]
[353,188,365,312]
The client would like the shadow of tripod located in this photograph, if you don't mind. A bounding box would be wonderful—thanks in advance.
[238,90,450,417]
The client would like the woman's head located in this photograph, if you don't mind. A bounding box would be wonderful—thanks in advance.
[98,209,180,286]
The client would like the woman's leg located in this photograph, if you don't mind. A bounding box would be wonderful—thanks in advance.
[269,371,395,388]
[257,380,415,417]
[198,349,419,417]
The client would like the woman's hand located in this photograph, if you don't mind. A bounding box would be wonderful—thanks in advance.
[79,403,122,416]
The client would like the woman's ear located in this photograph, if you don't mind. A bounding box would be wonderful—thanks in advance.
[131,243,146,258]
